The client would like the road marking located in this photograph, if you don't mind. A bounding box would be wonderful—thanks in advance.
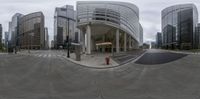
[52,54,56,57]
[48,54,51,58]
[43,54,47,57]
[57,55,61,57]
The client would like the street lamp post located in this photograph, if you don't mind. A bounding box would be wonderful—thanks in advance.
[67,18,70,58]
[65,6,75,58]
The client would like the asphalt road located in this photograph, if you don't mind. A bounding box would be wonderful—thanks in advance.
[135,49,188,65]
[0,49,200,99]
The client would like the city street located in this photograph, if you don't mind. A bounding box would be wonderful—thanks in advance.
[0,49,200,99]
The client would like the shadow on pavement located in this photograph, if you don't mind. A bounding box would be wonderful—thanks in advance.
[135,52,188,65]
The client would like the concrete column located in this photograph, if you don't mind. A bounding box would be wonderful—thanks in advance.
[81,30,86,53]
[78,30,81,43]
[124,33,127,52]
[86,25,91,54]
[116,29,120,53]
[129,36,132,50]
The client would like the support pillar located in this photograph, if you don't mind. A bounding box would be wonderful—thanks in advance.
[116,29,119,53]
[82,32,85,53]
[124,33,127,52]
[86,25,91,54]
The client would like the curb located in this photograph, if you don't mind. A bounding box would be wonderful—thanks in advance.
[62,50,147,70]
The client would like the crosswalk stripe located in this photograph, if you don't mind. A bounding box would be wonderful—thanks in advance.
[48,54,51,58]
[57,55,61,57]
[43,55,47,57]
[18,52,71,59]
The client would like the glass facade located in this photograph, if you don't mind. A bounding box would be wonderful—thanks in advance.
[77,1,141,44]
[139,24,143,46]
[156,32,162,48]
[162,4,198,49]
[19,12,45,49]
[8,13,23,48]
[0,24,2,44]
[195,23,200,49]
[54,5,76,49]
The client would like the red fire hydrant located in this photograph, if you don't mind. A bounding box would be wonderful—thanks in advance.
[105,57,110,65]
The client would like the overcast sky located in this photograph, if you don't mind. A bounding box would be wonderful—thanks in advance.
[0,0,200,43]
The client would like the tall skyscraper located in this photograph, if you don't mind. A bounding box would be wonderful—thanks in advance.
[8,13,23,49]
[19,12,45,49]
[51,40,54,49]
[139,24,144,46]
[4,32,9,49]
[195,23,200,49]
[156,32,162,48]
[45,27,49,49]
[0,24,2,44]
[54,5,76,49]
[162,4,198,50]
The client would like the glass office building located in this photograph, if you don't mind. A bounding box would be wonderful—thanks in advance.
[8,13,23,49]
[54,5,76,49]
[139,24,143,46]
[162,4,198,50]
[156,32,162,48]
[19,12,45,49]
[77,1,143,54]
[195,23,200,49]
[0,24,2,44]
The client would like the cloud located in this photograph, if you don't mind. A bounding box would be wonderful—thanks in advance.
[0,0,200,43]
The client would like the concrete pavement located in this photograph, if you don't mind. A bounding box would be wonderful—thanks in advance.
[0,49,200,99]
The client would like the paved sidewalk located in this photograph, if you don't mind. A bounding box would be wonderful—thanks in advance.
[16,50,146,68]
[16,50,119,68]
[66,53,119,68]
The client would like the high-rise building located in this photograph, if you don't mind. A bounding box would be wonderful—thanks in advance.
[139,24,143,46]
[195,23,200,49]
[45,27,49,49]
[162,4,198,50]
[51,40,54,49]
[8,13,23,49]
[151,42,156,49]
[156,32,162,48]
[19,12,45,49]
[77,1,143,54]
[54,5,76,49]
[0,24,2,44]
[4,32,9,48]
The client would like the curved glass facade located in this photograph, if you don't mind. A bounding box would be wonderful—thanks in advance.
[162,4,198,49]
[19,12,45,49]
[77,1,140,43]
[0,24,2,44]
